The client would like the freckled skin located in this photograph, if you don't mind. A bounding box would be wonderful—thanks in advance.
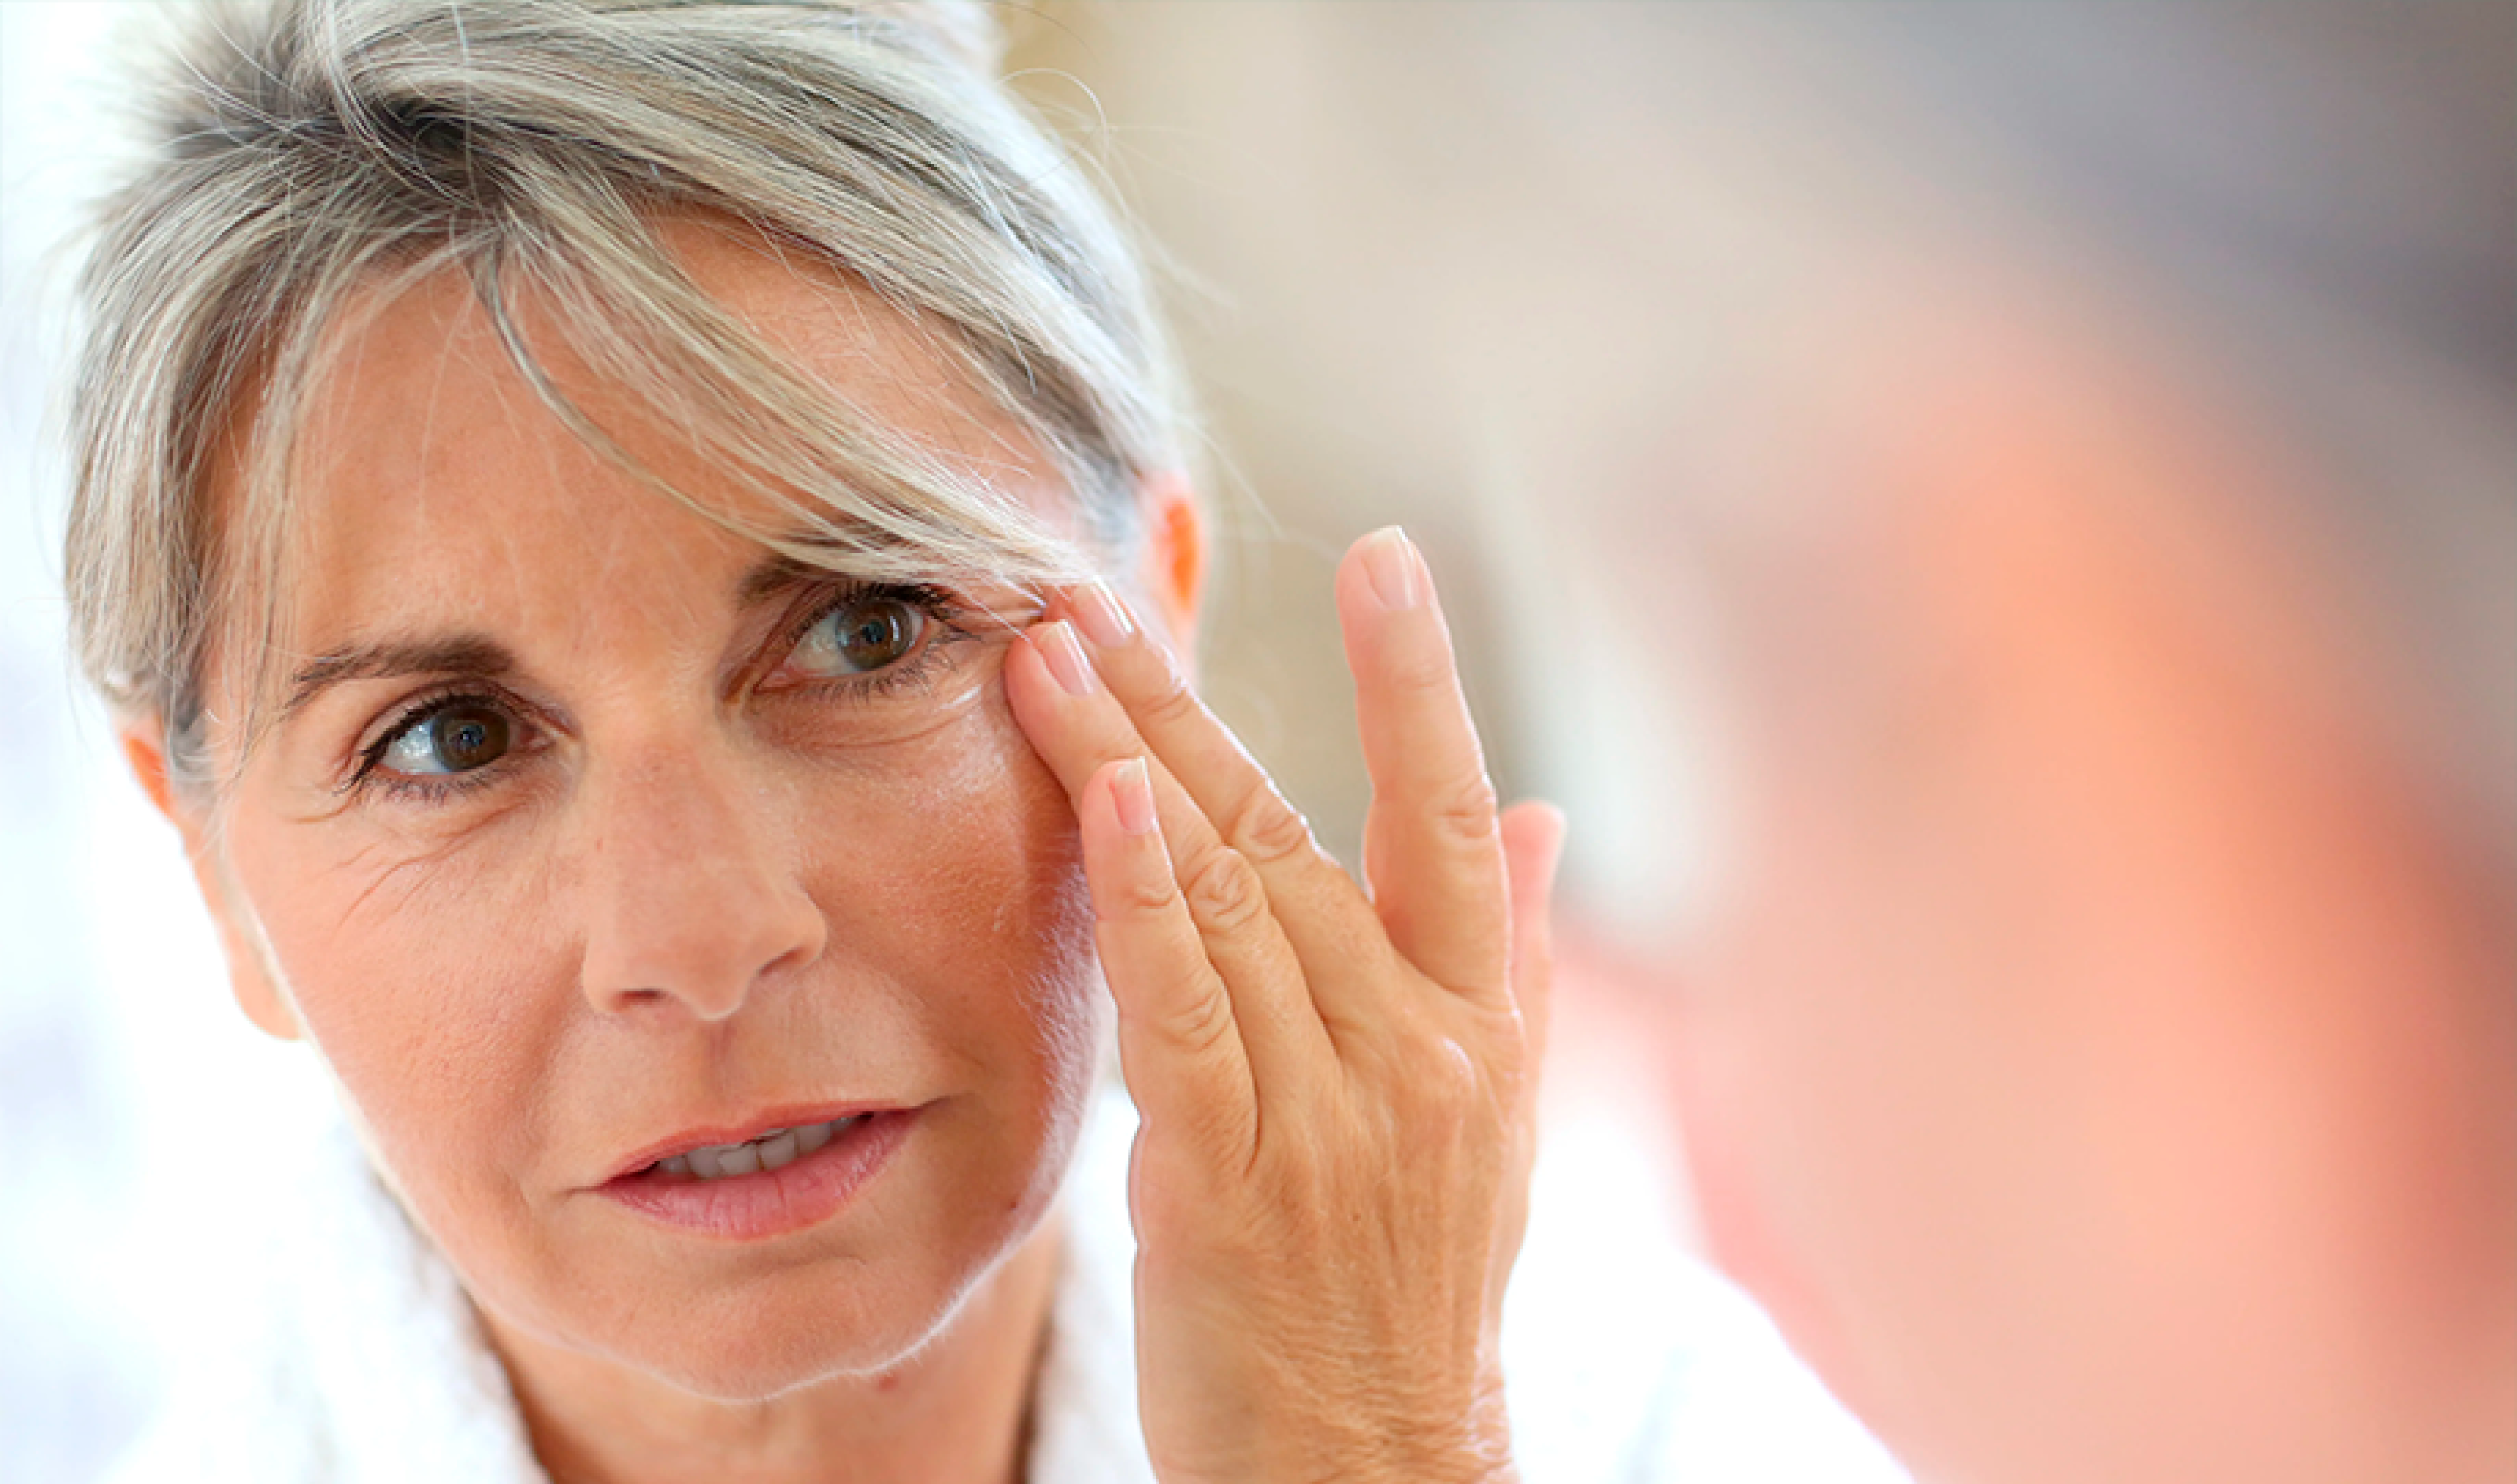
[165,217,1138,1472]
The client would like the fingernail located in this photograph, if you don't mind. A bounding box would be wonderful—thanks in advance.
[1359,526,1424,611]
[1034,621,1096,697]
[1111,757,1157,836]
[1071,579,1137,649]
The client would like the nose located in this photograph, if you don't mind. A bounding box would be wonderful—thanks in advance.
[572,734,827,1021]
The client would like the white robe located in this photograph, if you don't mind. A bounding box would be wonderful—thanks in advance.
[108,1092,1906,1483]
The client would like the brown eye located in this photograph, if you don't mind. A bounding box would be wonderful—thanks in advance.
[794,594,926,678]
[380,703,511,776]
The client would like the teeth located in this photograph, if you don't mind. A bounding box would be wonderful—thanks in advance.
[650,1115,862,1183]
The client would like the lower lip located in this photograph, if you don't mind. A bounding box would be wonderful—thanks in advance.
[594,1111,916,1241]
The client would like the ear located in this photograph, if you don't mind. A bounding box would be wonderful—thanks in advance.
[1133,470,1206,658]
[119,717,304,1043]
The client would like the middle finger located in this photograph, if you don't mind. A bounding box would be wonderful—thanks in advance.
[1053,582,1405,1032]
[1005,619,1335,1103]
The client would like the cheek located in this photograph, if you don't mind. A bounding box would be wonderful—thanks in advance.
[218,687,1105,1305]
[220,811,573,1239]
[837,695,1104,1108]
[764,696,1106,1283]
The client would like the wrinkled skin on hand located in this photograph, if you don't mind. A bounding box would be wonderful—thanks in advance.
[1005,529,1564,1484]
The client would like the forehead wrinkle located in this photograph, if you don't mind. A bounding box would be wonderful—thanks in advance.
[400,280,502,613]
[289,232,1059,704]
[289,278,639,697]
[266,276,466,709]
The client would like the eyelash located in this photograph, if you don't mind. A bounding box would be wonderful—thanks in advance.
[345,581,972,806]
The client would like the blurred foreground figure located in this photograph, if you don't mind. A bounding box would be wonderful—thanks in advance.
[1036,5,2509,1478]
[1542,8,2517,1482]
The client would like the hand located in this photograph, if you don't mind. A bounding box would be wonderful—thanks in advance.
[1003,527,1564,1484]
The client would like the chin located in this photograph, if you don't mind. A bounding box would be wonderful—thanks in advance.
[479,1224,1023,1404]
[638,1274,983,1402]
[569,1121,1086,1403]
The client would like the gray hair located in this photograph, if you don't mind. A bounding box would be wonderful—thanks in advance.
[63,0,1185,787]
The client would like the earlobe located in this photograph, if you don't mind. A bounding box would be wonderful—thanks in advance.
[207,887,307,1044]
[119,721,179,821]
[118,716,304,1044]
[1135,471,1207,653]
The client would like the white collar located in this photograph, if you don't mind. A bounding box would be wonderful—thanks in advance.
[117,1090,1155,1484]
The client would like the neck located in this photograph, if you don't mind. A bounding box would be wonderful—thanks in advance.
[482,1216,1063,1484]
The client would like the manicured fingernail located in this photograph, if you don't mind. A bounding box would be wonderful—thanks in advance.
[1359,526,1424,611]
[1034,621,1096,697]
[1071,579,1137,649]
[1111,757,1157,836]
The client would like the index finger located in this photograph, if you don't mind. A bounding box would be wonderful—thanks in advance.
[1337,528,1511,1000]
[1053,581,1402,1031]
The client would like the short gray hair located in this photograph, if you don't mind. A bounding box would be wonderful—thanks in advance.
[64,0,1185,784]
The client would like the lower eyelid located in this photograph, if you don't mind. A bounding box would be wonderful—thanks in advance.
[369,767,501,803]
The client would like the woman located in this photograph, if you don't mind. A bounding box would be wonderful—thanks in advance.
[61,3,1897,1481]
[66,0,1554,1478]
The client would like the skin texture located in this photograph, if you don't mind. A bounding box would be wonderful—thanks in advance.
[1006,563,1563,1484]
[1629,287,2517,1484]
[123,216,1564,1483]
[129,221,1137,1484]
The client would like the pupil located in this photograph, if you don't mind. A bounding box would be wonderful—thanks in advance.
[841,600,914,668]
[434,708,507,771]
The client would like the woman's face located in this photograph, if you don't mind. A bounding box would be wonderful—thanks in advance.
[177,223,1110,1398]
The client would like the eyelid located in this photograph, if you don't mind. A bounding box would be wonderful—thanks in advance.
[758,580,966,691]
[345,683,541,793]
[342,583,972,802]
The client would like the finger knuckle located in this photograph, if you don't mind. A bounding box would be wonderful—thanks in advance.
[1384,643,1458,698]
[1393,1030,1487,1133]
[1432,769,1502,843]
[1221,781,1317,867]
[1138,661,1204,731]
[1181,845,1269,935]
[1152,980,1240,1060]
[1115,871,1182,918]
[1427,1037,1485,1114]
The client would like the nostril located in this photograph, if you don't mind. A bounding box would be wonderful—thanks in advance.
[570,774,824,1020]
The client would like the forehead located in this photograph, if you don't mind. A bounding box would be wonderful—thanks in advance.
[262,217,1059,652]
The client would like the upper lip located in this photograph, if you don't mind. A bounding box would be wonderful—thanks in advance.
[599,1101,906,1184]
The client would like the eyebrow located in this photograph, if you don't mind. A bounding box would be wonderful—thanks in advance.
[279,551,839,722]
[734,550,842,610]
[281,634,519,722]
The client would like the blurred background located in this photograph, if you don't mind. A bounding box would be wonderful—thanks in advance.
[5,5,2511,1482]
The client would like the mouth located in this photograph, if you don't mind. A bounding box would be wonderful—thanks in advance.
[596,1105,920,1242]
[641,1113,868,1183]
